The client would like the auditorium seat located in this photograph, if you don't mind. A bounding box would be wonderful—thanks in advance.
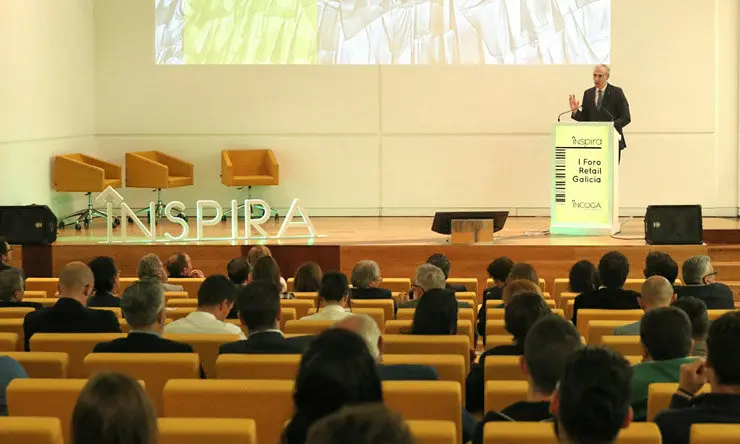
[166,307,196,321]
[384,381,463,444]
[220,149,279,220]
[22,298,57,308]
[485,320,507,336]
[576,309,643,337]
[601,335,642,357]
[284,320,333,335]
[483,421,661,443]
[120,318,173,334]
[384,320,474,346]
[166,298,198,307]
[647,382,710,421]
[487,278,545,292]
[216,354,301,379]
[280,299,315,318]
[1,352,68,378]
[378,278,411,293]
[398,308,475,326]
[553,278,569,304]
[118,277,137,294]
[293,292,319,304]
[0,333,18,351]
[84,353,200,416]
[163,333,240,378]
[383,354,466,402]
[29,333,126,378]
[383,335,471,372]
[561,293,578,311]
[167,278,205,297]
[23,291,47,298]
[485,335,514,350]
[350,307,385,329]
[349,299,394,322]
[690,423,740,444]
[407,420,457,444]
[485,308,564,322]
[164,291,190,301]
[158,418,257,444]
[163,379,294,444]
[0,417,64,444]
[90,307,122,319]
[455,293,477,310]
[0,320,24,350]
[24,278,59,298]
[588,320,635,345]
[485,380,529,412]
[484,356,525,382]
[707,309,733,321]
[448,278,478,297]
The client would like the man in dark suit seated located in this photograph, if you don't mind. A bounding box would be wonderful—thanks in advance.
[166,252,205,278]
[400,264,469,309]
[226,257,249,319]
[478,257,514,339]
[572,251,640,326]
[675,255,735,309]
[349,260,394,300]
[219,281,312,355]
[655,311,740,444]
[23,262,121,351]
[86,256,121,308]
[0,269,42,310]
[426,253,467,292]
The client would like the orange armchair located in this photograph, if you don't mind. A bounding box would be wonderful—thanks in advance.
[53,154,122,230]
[125,151,193,220]
[221,149,279,220]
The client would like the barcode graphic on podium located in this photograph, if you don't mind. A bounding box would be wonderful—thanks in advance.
[555,147,567,204]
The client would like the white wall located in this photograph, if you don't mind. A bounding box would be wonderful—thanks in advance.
[0,0,95,214]
[90,0,737,216]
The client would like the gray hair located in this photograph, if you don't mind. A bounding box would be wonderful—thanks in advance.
[120,280,165,328]
[351,260,381,289]
[682,255,713,285]
[413,264,446,291]
[0,269,23,302]
[334,314,381,360]
[137,254,163,280]
[596,64,611,78]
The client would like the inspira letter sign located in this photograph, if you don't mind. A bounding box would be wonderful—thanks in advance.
[95,187,319,243]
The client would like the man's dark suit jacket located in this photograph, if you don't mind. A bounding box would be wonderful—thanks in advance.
[93,332,193,353]
[350,287,397,313]
[675,283,735,309]
[478,286,503,338]
[377,363,439,381]
[572,287,640,326]
[0,300,42,310]
[87,291,121,308]
[572,83,631,150]
[219,331,313,355]
[23,298,121,351]
[655,393,740,444]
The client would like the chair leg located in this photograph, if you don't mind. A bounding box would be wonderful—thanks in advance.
[128,189,187,223]
[58,193,120,231]
[222,186,279,221]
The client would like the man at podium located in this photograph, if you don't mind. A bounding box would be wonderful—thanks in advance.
[568,64,631,161]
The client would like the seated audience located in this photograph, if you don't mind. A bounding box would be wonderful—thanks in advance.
[305,404,414,444]
[0,269,41,309]
[551,347,633,444]
[500,279,543,307]
[614,276,675,336]
[400,264,469,309]
[0,239,15,273]
[137,254,184,292]
[572,251,640,325]
[676,255,734,309]
[350,260,393,302]
[478,257,515,338]
[86,256,120,308]
[166,252,204,278]
[630,307,696,421]
[252,256,293,299]
[294,262,323,293]
[508,262,539,285]
[655,311,740,444]
[472,315,582,444]
[93,280,195,355]
[282,329,383,444]
[426,253,467,292]
[466,292,551,413]
[246,245,287,291]
[568,260,599,294]
[301,271,351,321]
[672,296,710,357]
[23,262,120,350]
[219,281,312,354]
[71,372,156,444]
[644,251,679,284]
[226,257,249,286]
[409,289,459,335]
[164,274,245,338]
[0,356,26,416]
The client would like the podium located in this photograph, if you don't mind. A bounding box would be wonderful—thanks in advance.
[550,122,619,235]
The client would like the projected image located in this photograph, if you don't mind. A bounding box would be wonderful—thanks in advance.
[155,0,610,65]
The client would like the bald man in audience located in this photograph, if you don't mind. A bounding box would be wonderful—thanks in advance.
[22,262,121,350]
[613,276,675,336]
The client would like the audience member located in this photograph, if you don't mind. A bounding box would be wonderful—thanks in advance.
[71,372,156,444]
[301,271,351,321]
[305,404,414,444]
[252,256,292,299]
[673,296,710,357]
[401,264,469,309]
[93,280,195,354]
[282,329,383,444]
[644,251,679,284]
[507,263,539,285]
[427,253,467,292]
[472,315,582,444]
[409,289,459,335]
[23,262,120,350]
[614,276,675,336]
[0,356,26,416]
[0,269,41,309]
[226,257,250,285]
[246,245,288,291]
[0,239,13,273]
[86,256,120,307]
[166,252,204,278]
[676,255,734,309]
[568,260,599,294]
[551,347,633,444]
[478,257,514,339]
[294,262,323,293]
[501,279,542,306]
[220,282,312,354]
[655,311,740,444]
[164,274,245,338]
[137,254,184,292]
[572,251,640,325]
[350,260,393,302]
[630,307,696,421]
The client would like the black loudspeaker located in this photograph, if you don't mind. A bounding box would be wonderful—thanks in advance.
[0,205,57,245]
[431,211,509,235]
[644,205,703,245]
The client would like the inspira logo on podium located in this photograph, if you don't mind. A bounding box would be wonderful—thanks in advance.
[94,187,319,243]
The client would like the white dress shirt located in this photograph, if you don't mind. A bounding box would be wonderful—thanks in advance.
[164,311,246,339]
[300,304,352,322]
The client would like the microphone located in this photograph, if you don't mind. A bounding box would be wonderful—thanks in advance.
[598,105,615,122]
[557,109,576,122]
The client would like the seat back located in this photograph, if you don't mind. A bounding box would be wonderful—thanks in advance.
[216,354,301,379]
[0,352,68,378]
[23,291,48,298]
[163,379,294,444]
[118,277,137,294]
[281,300,315,318]
[383,354,466,401]
[383,381,462,444]
[351,307,385,330]
[601,336,642,356]
[164,291,190,301]
[223,149,271,176]
[293,292,318,304]
[707,309,733,321]
[84,353,200,417]
[485,320,507,336]
[647,382,710,421]
[158,418,257,444]
[382,335,470,372]
[24,278,59,298]
[166,307,196,321]
[166,298,198,307]
[30,333,126,377]
[484,356,525,382]
[284,320,333,335]
[576,310,643,337]
[588,320,635,345]
[0,333,18,351]
[447,278,478,297]
[379,278,411,293]
[407,420,457,444]
[166,279,205,297]
[690,424,740,444]
[397,308,475,325]
[349,299,395,322]
[0,417,64,444]
[483,422,661,444]
[163,334,240,379]
[485,380,529,413]
[0,320,23,350]
[383,320,473,346]
[484,335,514,350]
[0,308,35,319]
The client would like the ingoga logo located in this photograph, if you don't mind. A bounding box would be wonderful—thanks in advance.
[571,136,603,146]
[572,200,602,209]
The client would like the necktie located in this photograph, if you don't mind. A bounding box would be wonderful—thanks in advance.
[596,89,603,110]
